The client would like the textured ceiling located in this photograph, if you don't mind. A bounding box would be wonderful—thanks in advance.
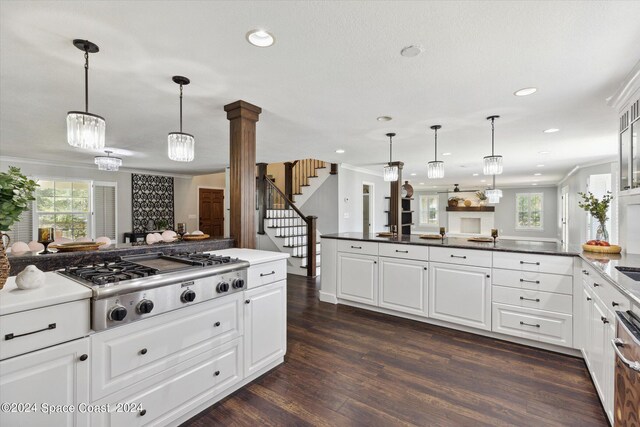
[1,1,639,190]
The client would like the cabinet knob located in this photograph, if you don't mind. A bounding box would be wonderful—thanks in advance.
[612,301,620,307]
[139,409,147,417]
[140,348,148,355]
[245,299,251,304]
[214,321,221,327]
[79,354,88,362]
[486,274,490,278]
[601,316,609,324]
[593,283,600,287]
[214,370,220,376]
[586,297,592,301]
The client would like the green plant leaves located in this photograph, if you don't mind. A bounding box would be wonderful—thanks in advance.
[0,166,39,231]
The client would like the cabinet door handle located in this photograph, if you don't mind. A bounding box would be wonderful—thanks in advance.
[586,297,592,301]
[214,370,221,376]
[79,354,89,362]
[424,267,428,271]
[395,250,409,253]
[520,279,540,284]
[520,296,540,302]
[260,271,276,277]
[139,348,148,355]
[245,299,251,304]
[520,261,540,265]
[593,282,600,287]
[601,316,609,324]
[582,269,590,275]
[520,321,540,328]
[351,245,362,249]
[612,301,620,307]
[4,323,56,341]
[139,409,147,417]
[450,255,467,259]
[214,321,221,327]
[373,261,377,264]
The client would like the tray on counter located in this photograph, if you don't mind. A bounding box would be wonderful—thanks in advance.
[181,234,210,241]
[49,241,107,252]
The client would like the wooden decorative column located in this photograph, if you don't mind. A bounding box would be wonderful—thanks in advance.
[388,161,404,234]
[256,162,268,235]
[284,161,294,207]
[224,100,262,248]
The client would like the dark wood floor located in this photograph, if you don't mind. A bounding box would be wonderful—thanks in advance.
[182,274,608,426]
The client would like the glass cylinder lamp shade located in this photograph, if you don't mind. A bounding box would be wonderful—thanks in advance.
[168,132,195,162]
[383,164,399,182]
[483,155,503,175]
[94,155,122,171]
[485,188,503,204]
[67,111,106,150]
[427,160,444,179]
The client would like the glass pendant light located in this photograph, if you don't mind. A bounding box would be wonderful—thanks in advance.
[383,132,399,182]
[427,125,444,179]
[94,150,122,171]
[168,76,195,162]
[485,174,503,203]
[483,115,503,175]
[67,39,106,150]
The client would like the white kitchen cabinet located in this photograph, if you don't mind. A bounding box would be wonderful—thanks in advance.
[582,285,594,368]
[589,296,607,400]
[491,303,573,347]
[0,338,90,427]
[337,252,378,305]
[428,262,491,330]
[244,280,287,377]
[379,257,428,316]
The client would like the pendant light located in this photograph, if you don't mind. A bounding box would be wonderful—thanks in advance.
[94,150,122,171]
[483,115,503,175]
[66,39,106,150]
[168,76,195,162]
[485,174,503,203]
[427,125,444,179]
[383,132,398,182]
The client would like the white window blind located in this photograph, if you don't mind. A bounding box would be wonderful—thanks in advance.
[5,206,33,244]
[93,183,117,240]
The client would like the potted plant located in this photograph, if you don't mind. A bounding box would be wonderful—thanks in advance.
[156,219,169,231]
[578,191,613,242]
[476,191,488,206]
[0,166,39,289]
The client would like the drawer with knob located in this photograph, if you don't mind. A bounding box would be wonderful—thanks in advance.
[92,338,242,427]
[337,240,379,256]
[90,294,242,400]
[378,243,428,260]
[493,252,574,275]
[429,246,492,268]
[492,303,573,347]
[492,285,572,314]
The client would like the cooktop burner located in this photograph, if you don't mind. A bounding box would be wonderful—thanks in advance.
[168,252,235,266]
[64,261,158,286]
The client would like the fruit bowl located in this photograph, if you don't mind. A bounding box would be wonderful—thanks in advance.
[582,241,622,254]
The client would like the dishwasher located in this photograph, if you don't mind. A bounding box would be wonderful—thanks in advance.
[612,310,640,426]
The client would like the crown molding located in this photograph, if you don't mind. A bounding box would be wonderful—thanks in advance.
[556,157,617,186]
[607,59,640,110]
[340,163,384,177]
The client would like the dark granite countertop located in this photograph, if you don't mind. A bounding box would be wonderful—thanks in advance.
[322,232,640,307]
[7,237,235,275]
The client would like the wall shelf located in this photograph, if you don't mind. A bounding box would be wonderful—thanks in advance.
[446,206,495,212]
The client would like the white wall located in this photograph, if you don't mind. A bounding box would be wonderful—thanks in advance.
[494,186,559,241]
[338,164,388,233]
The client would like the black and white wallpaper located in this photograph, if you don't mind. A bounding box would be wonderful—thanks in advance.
[131,173,174,232]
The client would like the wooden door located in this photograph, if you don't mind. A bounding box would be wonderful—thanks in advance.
[199,189,224,237]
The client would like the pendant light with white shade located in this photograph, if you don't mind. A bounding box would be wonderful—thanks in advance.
[483,115,503,175]
[94,150,122,171]
[485,174,503,203]
[383,132,398,182]
[66,39,106,150]
[427,125,444,179]
[168,76,195,162]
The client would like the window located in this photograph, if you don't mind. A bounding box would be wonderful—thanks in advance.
[35,180,91,240]
[516,193,543,230]
[419,194,438,225]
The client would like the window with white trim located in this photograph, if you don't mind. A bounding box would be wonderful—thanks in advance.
[419,194,438,225]
[35,180,91,240]
[515,192,543,230]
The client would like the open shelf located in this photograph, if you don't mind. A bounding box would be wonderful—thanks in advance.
[445,206,495,212]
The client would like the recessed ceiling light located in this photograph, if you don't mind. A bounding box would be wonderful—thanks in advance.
[472,173,479,176]
[534,173,542,176]
[410,173,417,176]
[514,87,537,96]
[400,45,422,57]
[419,182,425,185]
[442,152,452,156]
[539,151,551,155]
[543,128,560,133]
[246,29,275,47]
[537,164,545,167]
[335,149,345,154]
[377,116,392,122]
[532,183,538,186]
[432,186,437,188]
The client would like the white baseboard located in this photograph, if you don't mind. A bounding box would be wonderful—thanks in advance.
[319,291,338,304]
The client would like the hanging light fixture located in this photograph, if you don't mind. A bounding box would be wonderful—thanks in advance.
[168,76,195,162]
[427,125,444,179]
[94,150,122,171]
[485,174,503,203]
[483,115,503,175]
[383,132,398,182]
[67,39,106,150]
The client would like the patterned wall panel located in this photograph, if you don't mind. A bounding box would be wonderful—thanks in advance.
[131,173,174,232]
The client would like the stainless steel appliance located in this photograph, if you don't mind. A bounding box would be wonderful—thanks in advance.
[612,310,640,426]
[59,252,249,331]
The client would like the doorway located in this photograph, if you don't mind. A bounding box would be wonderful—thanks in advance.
[363,183,374,234]
[561,186,569,245]
[199,188,224,237]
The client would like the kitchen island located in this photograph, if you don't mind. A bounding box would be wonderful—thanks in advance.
[320,232,640,424]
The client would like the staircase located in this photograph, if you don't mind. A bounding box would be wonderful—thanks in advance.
[258,159,329,277]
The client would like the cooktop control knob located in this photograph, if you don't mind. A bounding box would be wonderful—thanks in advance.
[232,278,245,289]
[216,282,230,293]
[136,299,154,314]
[181,289,196,303]
[108,305,127,321]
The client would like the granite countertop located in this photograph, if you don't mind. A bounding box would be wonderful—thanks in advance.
[322,232,640,307]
